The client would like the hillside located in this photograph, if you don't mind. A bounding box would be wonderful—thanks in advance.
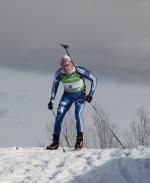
[0,147,150,183]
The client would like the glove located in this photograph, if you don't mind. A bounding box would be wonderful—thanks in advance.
[84,95,92,103]
[48,100,54,110]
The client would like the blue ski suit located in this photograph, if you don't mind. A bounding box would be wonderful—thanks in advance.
[50,66,97,136]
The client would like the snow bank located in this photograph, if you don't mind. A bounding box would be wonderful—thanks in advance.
[0,147,150,183]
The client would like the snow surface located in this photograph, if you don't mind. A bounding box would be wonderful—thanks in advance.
[0,147,150,183]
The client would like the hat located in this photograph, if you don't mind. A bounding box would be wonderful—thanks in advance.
[60,55,72,66]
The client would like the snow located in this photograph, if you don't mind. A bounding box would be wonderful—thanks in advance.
[0,147,150,183]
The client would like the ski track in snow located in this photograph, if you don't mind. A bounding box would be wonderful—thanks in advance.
[0,147,150,183]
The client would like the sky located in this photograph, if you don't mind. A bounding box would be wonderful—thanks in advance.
[0,0,150,147]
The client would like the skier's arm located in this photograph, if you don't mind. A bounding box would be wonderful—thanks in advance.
[88,73,97,96]
[50,69,61,102]
[76,66,97,96]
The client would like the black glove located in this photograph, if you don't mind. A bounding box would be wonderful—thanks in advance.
[84,95,92,103]
[48,100,54,110]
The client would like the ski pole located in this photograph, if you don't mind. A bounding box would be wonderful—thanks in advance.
[90,103,126,149]
[52,109,72,148]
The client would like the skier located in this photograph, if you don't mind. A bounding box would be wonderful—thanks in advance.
[46,55,97,150]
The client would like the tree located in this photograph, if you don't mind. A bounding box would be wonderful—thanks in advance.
[125,107,150,148]
[92,104,120,149]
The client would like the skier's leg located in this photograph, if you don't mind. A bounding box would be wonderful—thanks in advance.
[75,98,85,133]
[54,94,72,136]
[46,94,72,150]
[74,98,85,149]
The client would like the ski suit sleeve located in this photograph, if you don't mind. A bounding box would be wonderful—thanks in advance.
[50,68,62,102]
[76,66,97,96]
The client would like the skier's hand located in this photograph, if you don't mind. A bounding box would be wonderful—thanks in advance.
[48,100,54,110]
[84,95,92,103]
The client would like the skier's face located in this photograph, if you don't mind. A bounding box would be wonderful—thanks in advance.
[62,62,73,74]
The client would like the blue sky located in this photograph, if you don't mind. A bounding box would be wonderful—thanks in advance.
[0,0,150,146]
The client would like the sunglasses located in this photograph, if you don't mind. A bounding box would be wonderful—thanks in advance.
[62,64,71,68]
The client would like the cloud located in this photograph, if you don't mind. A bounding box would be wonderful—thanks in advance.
[0,0,150,84]
[0,109,9,118]
[0,92,6,98]
[15,94,29,100]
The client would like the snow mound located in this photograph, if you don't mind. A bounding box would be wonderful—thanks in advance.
[0,147,150,183]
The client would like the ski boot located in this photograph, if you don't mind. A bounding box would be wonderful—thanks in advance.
[74,132,83,150]
[46,134,59,150]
